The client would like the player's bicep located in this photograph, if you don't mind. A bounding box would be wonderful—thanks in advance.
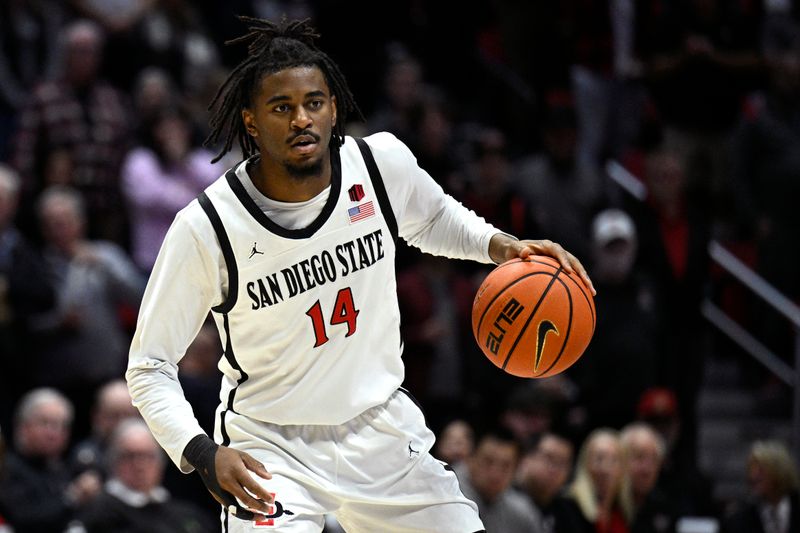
[130,209,223,366]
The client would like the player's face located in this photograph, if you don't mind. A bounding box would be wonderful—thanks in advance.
[243,66,337,179]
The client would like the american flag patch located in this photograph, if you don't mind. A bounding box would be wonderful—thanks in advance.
[348,201,375,223]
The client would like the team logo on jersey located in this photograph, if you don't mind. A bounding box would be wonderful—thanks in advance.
[348,184,365,201]
[249,242,265,259]
[252,493,294,528]
[348,201,375,223]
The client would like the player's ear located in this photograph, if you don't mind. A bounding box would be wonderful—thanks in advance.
[242,109,258,138]
[331,96,337,127]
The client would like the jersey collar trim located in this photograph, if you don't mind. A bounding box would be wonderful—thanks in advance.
[225,150,342,239]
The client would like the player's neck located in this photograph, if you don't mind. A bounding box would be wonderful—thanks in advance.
[249,155,331,202]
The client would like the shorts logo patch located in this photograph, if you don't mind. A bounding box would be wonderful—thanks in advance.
[253,493,295,528]
[408,441,420,459]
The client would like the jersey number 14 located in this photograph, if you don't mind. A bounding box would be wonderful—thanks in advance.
[305,287,360,347]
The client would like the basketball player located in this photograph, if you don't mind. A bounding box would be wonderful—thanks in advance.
[126,17,594,532]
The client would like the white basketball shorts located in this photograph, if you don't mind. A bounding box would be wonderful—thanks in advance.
[218,388,484,532]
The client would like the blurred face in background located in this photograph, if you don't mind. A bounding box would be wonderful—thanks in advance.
[17,399,72,460]
[623,428,663,501]
[435,420,474,466]
[468,436,519,503]
[519,434,574,506]
[113,426,164,494]
[64,24,103,88]
[39,193,85,252]
[93,382,138,442]
[585,433,624,504]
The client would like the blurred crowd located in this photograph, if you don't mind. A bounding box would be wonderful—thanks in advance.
[1,0,800,532]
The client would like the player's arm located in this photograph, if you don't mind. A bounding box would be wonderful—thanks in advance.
[364,133,497,262]
[126,206,273,520]
[366,133,594,293]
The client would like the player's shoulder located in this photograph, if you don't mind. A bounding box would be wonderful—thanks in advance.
[172,169,232,230]
[343,131,416,169]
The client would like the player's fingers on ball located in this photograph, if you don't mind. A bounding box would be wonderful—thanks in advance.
[547,242,573,273]
[571,257,596,295]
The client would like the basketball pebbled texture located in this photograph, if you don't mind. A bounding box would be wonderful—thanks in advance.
[472,256,596,378]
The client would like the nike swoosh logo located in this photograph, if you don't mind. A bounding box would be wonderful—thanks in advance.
[534,320,559,372]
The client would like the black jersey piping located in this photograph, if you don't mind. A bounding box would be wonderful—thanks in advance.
[224,150,342,239]
[354,137,398,243]
[198,192,238,314]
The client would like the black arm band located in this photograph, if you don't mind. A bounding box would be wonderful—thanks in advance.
[183,434,218,473]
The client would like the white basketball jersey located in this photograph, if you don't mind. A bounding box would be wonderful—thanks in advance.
[199,136,403,427]
[128,132,500,469]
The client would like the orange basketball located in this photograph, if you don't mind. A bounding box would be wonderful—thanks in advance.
[472,256,596,378]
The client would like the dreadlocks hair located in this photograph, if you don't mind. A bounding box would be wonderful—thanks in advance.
[204,16,362,163]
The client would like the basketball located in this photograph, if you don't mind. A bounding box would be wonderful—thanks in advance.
[472,256,596,378]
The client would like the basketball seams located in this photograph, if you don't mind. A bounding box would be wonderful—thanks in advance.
[559,269,596,332]
[536,276,574,376]
[472,256,595,378]
[501,267,563,371]
[474,258,560,334]
[475,270,558,338]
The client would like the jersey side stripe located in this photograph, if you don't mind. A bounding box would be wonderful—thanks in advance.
[354,137,398,243]
[198,192,239,314]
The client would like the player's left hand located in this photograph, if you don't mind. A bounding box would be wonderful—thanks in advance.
[489,234,596,295]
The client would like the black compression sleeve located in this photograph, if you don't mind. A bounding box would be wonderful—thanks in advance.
[182,434,257,521]
[183,434,218,472]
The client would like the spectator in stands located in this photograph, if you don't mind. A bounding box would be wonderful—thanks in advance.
[620,422,676,533]
[573,208,659,432]
[0,0,65,160]
[515,91,604,263]
[70,379,140,479]
[455,426,545,532]
[516,431,580,533]
[11,19,133,245]
[635,387,716,520]
[500,382,564,450]
[634,0,763,226]
[721,439,799,533]
[76,418,215,533]
[121,105,221,272]
[0,388,101,533]
[461,126,536,241]
[30,186,145,437]
[434,419,475,468]
[629,143,712,469]
[366,44,425,147]
[565,0,646,167]
[729,16,800,380]
[0,164,55,437]
[130,67,180,140]
[563,427,634,533]
[66,0,152,90]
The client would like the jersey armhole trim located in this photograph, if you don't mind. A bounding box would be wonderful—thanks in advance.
[198,192,239,314]
[354,137,399,243]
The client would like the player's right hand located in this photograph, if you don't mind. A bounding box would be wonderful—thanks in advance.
[184,434,274,521]
[212,445,275,520]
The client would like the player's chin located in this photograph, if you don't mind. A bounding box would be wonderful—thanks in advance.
[285,156,324,179]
